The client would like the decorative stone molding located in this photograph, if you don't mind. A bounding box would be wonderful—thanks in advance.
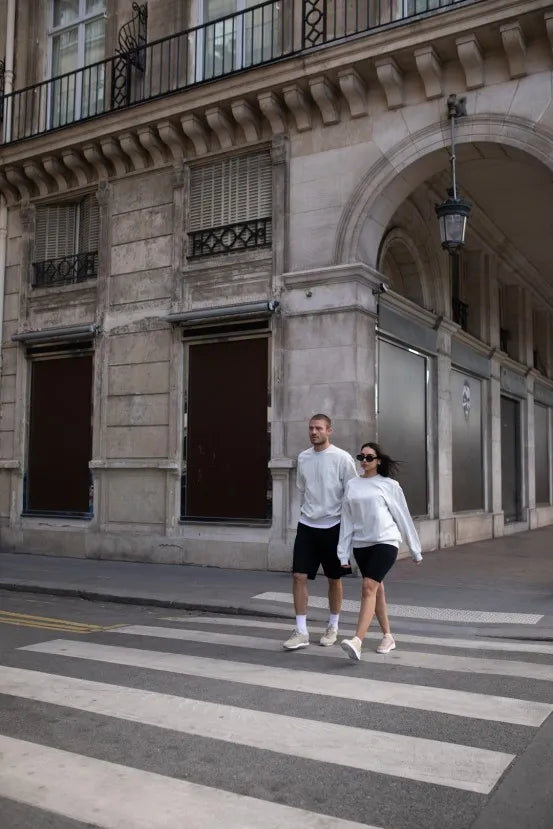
[282,84,311,132]
[205,106,234,149]
[157,120,187,161]
[270,134,288,166]
[118,131,150,171]
[414,46,443,100]
[82,144,113,179]
[374,57,403,110]
[0,172,19,204]
[258,91,287,135]
[231,99,261,142]
[180,113,209,155]
[23,161,52,197]
[308,76,340,125]
[137,126,167,165]
[500,22,527,79]
[456,34,484,89]
[19,200,35,231]
[171,160,186,190]
[99,137,129,176]
[96,178,111,207]
[4,166,34,201]
[337,68,367,118]
[62,149,93,186]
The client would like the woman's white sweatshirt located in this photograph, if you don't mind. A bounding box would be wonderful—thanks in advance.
[337,474,422,564]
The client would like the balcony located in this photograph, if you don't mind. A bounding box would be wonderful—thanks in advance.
[0,0,482,146]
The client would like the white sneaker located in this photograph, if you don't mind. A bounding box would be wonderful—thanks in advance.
[319,625,338,647]
[377,634,396,654]
[341,636,362,661]
[283,629,309,650]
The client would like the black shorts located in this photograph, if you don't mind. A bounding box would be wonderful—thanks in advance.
[292,522,351,580]
[353,543,398,582]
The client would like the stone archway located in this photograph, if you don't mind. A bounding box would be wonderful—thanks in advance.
[334,114,553,268]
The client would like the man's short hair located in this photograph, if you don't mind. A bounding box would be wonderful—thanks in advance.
[309,413,332,427]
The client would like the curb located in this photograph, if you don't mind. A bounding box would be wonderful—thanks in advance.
[0,581,291,619]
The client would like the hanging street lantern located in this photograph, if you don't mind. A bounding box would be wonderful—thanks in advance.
[435,94,472,254]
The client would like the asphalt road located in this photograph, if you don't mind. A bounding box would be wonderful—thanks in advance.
[0,590,552,829]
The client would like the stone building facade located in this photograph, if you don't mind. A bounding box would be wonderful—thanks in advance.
[0,0,553,568]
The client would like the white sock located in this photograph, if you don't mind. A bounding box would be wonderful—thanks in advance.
[328,613,339,628]
[295,615,308,634]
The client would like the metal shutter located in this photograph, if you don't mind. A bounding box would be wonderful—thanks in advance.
[189,150,272,232]
[34,204,78,263]
[78,193,100,254]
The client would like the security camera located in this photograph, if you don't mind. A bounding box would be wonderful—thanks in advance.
[372,282,388,295]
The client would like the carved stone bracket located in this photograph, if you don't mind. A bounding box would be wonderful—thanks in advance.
[43,155,72,191]
[414,46,443,100]
[309,76,340,125]
[0,172,19,205]
[100,137,130,176]
[118,131,150,170]
[500,21,527,79]
[82,144,114,179]
[231,99,261,142]
[337,68,368,118]
[205,106,234,149]
[23,161,53,197]
[258,91,287,135]
[157,120,188,161]
[375,57,404,109]
[137,126,167,165]
[180,113,209,155]
[282,84,311,132]
[4,166,35,201]
[456,34,484,89]
[62,149,93,186]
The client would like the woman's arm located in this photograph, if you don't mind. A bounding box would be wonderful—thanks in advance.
[337,492,354,565]
[386,483,422,562]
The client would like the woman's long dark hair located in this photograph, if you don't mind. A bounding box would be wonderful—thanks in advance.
[361,441,399,479]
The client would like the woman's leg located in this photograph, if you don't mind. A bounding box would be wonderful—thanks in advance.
[355,577,380,640]
[375,582,391,635]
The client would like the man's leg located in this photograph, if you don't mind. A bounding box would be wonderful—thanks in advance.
[293,572,309,616]
[327,577,342,615]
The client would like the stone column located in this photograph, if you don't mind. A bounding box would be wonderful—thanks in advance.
[490,354,504,537]
[527,370,538,528]
[435,318,456,547]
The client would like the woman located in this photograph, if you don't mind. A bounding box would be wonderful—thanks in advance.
[337,442,422,661]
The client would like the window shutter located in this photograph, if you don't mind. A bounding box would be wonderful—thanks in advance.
[34,204,77,263]
[189,150,272,232]
[78,193,100,253]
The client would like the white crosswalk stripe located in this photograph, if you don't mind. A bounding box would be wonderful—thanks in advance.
[109,624,553,682]
[0,736,371,829]
[250,592,544,624]
[2,613,553,827]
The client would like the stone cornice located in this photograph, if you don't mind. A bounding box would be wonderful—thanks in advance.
[0,0,550,203]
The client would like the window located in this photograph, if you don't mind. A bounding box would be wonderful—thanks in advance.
[188,150,272,257]
[535,403,550,505]
[201,0,281,80]
[49,0,107,128]
[33,194,100,287]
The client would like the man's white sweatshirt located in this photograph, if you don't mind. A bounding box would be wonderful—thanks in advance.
[337,474,422,563]
[297,444,357,528]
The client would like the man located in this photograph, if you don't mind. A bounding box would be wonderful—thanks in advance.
[283,414,357,650]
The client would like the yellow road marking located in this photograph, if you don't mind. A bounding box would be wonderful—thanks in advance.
[0,618,97,633]
[0,611,103,630]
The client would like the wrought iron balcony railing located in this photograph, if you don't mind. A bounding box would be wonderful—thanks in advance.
[1,0,481,145]
[32,252,98,288]
[189,217,272,258]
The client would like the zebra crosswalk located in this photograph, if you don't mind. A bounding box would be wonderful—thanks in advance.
[1,611,552,828]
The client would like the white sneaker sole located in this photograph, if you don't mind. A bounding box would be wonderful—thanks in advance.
[341,640,361,661]
[283,641,309,650]
[377,642,396,654]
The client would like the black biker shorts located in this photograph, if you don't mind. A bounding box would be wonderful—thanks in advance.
[292,522,351,580]
[353,543,398,582]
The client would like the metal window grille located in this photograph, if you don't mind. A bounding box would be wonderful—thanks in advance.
[188,150,272,257]
[33,194,100,286]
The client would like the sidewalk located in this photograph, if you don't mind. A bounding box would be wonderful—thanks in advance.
[1,525,552,637]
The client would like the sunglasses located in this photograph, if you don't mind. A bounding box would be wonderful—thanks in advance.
[356,453,378,462]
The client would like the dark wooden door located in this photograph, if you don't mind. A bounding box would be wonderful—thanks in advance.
[186,337,268,520]
[501,395,521,523]
[27,355,93,514]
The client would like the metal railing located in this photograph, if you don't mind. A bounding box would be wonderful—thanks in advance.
[1,0,481,144]
[32,251,98,288]
[189,218,272,258]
